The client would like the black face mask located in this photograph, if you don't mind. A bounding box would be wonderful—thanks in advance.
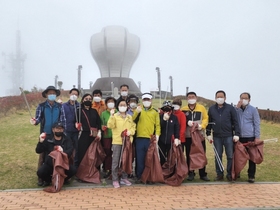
[84,101,92,106]
[54,132,63,137]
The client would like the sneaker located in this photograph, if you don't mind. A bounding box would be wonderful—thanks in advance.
[37,178,43,186]
[226,175,233,182]
[146,181,155,185]
[113,181,120,188]
[103,170,111,179]
[120,178,132,186]
[248,177,255,183]
[135,179,144,184]
[200,176,210,181]
[214,175,224,181]
[128,174,134,179]
[186,172,195,181]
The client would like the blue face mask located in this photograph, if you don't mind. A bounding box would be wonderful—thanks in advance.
[47,94,56,101]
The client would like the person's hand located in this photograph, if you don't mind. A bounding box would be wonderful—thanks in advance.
[207,135,213,144]
[236,100,242,108]
[188,120,193,127]
[30,118,36,125]
[233,135,239,142]
[95,130,102,141]
[174,138,181,146]
[163,113,170,121]
[57,98,63,104]
[75,122,82,131]
[39,133,46,143]
[155,135,159,144]
[101,125,107,131]
[197,124,202,130]
[136,106,142,113]
[110,109,115,116]
[57,146,63,152]
[126,130,131,136]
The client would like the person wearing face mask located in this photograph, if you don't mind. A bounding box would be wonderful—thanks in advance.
[172,98,186,145]
[62,88,80,167]
[36,122,76,187]
[235,92,260,183]
[30,85,66,186]
[132,93,161,184]
[76,94,102,169]
[100,96,117,178]
[116,84,130,108]
[91,89,106,116]
[206,90,240,182]
[158,101,180,165]
[126,94,139,116]
[181,92,210,181]
[107,99,136,188]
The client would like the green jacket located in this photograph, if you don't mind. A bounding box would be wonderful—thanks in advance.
[100,110,113,138]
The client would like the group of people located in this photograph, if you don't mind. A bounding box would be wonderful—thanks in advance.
[31,84,260,189]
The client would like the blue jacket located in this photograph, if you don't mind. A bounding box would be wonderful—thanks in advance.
[62,100,80,133]
[159,114,180,145]
[235,104,260,138]
[206,103,240,138]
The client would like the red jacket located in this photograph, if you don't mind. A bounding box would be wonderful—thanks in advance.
[173,110,186,142]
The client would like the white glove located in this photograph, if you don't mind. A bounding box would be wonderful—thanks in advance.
[97,130,102,139]
[188,120,193,127]
[174,138,181,146]
[163,113,170,121]
[207,135,213,144]
[126,130,131,136]
[30,118,36,125]
[233,135,239,142]
[39,133,46,143]
[110,109,115,116]
[197,124,202,130]
[155,135,159,143]
[57,146,63,152]
[57,98,63,104]
[136,106,142,113]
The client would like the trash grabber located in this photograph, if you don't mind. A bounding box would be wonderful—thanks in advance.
[73,102,78,123]
[158,145,167,162]
[19,87,33,118]
[212,144,224,172]
[119,134,126,168]
[263,138,278,143]
[168,141,173,172]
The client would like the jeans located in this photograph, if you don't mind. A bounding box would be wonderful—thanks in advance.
[135,138,150,179]
[213,136,233,177]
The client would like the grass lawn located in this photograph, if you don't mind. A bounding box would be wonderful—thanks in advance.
[0,99,279,190]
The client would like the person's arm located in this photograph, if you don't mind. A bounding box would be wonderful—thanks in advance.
[174,116,180,139]
[63,137,73,158]
[231,106,241,137]
[253,107,261,139]
[206,109,212,136]
[35,139,46,154]
[179,112,186,141]
[34,105,42,125]
[155,111,161,136]
[107,114,116,129]
[201,106,209,130]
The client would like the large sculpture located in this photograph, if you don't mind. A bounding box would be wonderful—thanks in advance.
[90,26,141,96]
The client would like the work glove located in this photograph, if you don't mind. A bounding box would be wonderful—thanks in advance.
[188,120,193,127]
[136,106,142,113]
[39,132,46,143]
[233,135,239,142]
[197,124,202,130]
[57,98,63,104]
[163,113,170,121]
[174,138,181,146]
[207,135,213,144]
[95,130,102,141]
[57,146,63,152]
[126,130,131,136]
[75,122,82,131]
[110,109,115,116]
[30,118,36,125]
[101,125,107,131]
[155,135,159,143]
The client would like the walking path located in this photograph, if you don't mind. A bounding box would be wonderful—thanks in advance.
[1,181,280,210]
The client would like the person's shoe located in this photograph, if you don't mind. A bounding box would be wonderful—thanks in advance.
[135,179,144,184]
[248,177,255,183]
[42,181,50,187]
[120,178,132,186]
[113,181,120,188]
[214,175,224,181]
[64,179,71,185]
[237,173,241,179]
[226,175,233,182]
[37,178,43,186]
[146,181,155,185]
[128,173,134,179]
[200,176,210,181]
[103,170,111,179]
[186,172,195,181]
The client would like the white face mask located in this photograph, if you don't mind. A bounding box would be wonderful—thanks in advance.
[216,98,225,105]
[70,95,78,101]
[93,96,101,102]
[143,101,151,108]
[121,91,128,97]
[172,105,180,110]
[130,102,137,109]
[188,99,196,105]
[107,102,115,109]
[242,99,249,106]
[118,106,127,113]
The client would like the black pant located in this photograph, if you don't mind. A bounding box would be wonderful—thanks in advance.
[182,138,207,177]
[158,141,171,166]
[239,137,256,178]
[37,155,76,182]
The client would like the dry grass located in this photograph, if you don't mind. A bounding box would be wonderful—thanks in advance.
[0,99,279,190]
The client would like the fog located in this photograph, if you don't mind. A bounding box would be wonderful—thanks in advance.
[1,0,280,110]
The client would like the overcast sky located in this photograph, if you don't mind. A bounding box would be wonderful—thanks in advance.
[1,0,280,110]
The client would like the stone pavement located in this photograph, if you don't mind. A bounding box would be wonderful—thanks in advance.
[1,181,280,210]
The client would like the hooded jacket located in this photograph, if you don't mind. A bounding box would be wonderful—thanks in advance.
[159,114,180,145]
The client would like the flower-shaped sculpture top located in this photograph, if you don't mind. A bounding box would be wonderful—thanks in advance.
[90,26,140,78]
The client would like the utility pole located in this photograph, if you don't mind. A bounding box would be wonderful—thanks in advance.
[169,76,173,98]
[155,67,161,105]
[138,81,141,92]
[77,65,82,90]
[186,86,189,96]
[54,75,58,88]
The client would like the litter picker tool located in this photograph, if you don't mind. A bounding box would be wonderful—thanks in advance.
[19,87,33,118]
[212,144,224,172]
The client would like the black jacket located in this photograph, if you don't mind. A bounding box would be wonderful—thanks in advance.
[206,103,240,138]
[35,134,73,161]
[159,114,180,144]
